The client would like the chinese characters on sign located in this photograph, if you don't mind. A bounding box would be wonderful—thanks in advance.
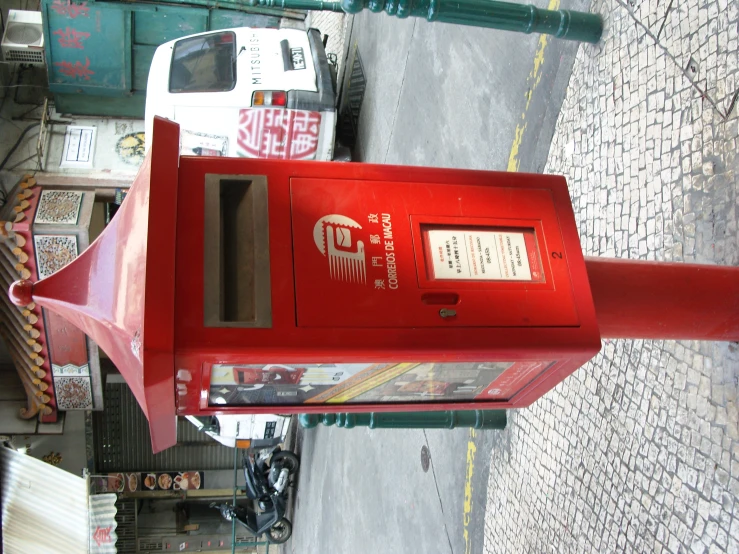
[53,57,94,80]
[426,228,542,281]
[92,526,112,547]
[50,0,89,18]
[53,27,90,49]
[237,108,321,159]
[365,212,399,290]
[60,126,96,167]
[50,2,93,78]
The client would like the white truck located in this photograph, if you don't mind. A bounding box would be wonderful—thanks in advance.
[145,26,338,160]
[186,414,291,449]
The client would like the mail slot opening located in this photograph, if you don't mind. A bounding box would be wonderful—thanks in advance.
[204,174,271,327]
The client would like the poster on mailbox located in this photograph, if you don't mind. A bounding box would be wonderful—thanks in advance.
[207,361,555,406]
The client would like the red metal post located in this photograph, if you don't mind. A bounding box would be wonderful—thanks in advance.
[585,257,739,341]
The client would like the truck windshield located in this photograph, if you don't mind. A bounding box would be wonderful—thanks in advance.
[169,31,236,93]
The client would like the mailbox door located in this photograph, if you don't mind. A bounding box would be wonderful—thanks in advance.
[291,178,580,328]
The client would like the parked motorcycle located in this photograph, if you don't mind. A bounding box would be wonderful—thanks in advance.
[245,448,299,506]
[211,448,300,544]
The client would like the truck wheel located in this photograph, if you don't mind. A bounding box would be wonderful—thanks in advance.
[267,518,292,544]
[333,144,352,162]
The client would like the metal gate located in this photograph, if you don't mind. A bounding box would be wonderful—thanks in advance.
[114,497,137,554]
[93,382,239,472]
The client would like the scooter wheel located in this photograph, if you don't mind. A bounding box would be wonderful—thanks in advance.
[267,518,292,544]
[271,451,300,475]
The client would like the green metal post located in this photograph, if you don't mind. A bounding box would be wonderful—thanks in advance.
[299,409,506,430]
[247,0,601,42]
[247,0,346,12]
[231,443,237,554]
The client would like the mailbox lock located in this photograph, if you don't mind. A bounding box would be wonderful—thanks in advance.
[439,309,457,319]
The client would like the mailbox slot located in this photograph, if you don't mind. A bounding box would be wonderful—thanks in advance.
[203,174,271,328]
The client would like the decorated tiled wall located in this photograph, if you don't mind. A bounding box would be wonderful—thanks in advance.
[54,376,94,410]
[34,190,84,225]
[34,235,78,279]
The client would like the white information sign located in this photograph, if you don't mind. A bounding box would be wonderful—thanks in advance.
[427,229,533,281]
[60,126,96,168]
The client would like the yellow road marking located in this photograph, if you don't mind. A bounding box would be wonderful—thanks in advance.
[305,363,391,404]
[463,16,559,545]
[326,363,420,403]
[506,0,561,172]
[462,428,477,554]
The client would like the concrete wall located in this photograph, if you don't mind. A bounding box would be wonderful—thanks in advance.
[0,102,146,177]
[44,116,146,174]
[0,369,37,434]
[1,59,145,193]
[4,409,87,476]
[206,469,246,490]
[25,410,87,476]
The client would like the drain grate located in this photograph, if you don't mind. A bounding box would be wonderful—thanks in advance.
[685,57,699,82]
[421,445,430,473]
[337,47,366,149]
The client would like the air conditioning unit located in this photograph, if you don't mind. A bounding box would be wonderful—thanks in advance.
[2,10,45,66]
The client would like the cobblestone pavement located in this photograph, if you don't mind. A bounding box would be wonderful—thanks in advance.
[483,0,739,552]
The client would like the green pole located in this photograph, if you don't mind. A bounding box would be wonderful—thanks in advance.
[247,0,601,43]
[299,409,506,430]
[247,0,346,12]
[231,442,237,554]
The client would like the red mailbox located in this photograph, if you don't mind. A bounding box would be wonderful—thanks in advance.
[8,118,601,450]
[13,118,738,452]
[172,119,601,435]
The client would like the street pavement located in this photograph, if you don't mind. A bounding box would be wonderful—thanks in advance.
[293,0,739,552]
[289,418,510,554]
[484,0,739,552]
[342,2,587,173]
[290,3,590,553]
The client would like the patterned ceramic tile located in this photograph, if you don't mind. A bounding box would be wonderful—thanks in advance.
[34,190,83,225]
[54,376,93,410]
[52,362,90,377]
[34,235,78,279]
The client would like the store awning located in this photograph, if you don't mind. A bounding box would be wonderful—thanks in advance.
[1,444,118,553]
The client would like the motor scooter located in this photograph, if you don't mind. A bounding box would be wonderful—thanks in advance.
[211,501,292,544]
[211,448,299,544]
